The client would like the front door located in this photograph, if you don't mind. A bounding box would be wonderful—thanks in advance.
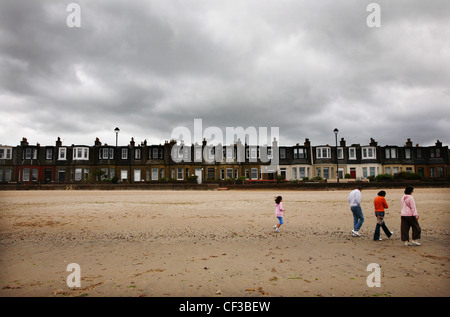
[195,169,202,184]
[44,169,52,183]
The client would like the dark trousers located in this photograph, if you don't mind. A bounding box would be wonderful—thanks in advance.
[401,216,421,241]
[374,212,391,240]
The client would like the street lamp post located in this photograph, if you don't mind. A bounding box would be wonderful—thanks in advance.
[114,127,120,179]
[334,128,339,184]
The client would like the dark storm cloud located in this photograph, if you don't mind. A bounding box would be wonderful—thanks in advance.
[0,0,449,148]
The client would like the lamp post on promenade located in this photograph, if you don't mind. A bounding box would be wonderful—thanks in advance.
[334,128,339,184]
[114,127,120,179]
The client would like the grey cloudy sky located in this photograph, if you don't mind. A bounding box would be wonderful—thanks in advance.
[1,0,449,148]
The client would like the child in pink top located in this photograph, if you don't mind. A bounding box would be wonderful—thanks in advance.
[400,186,421,246]
[274,196,285,232]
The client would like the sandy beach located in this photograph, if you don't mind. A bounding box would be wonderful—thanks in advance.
[0,188,448,297]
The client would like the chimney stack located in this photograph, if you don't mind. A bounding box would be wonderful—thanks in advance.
[21,137,29,146]
[405,138,413,147]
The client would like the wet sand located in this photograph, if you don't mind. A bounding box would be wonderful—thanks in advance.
[0,188,448,297]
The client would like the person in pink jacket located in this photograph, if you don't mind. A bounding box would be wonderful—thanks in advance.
[401,186,421,246]
[274,196,285,232]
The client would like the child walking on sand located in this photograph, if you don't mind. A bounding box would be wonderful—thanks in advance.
[274,196,285,232]
[373,190,393,241]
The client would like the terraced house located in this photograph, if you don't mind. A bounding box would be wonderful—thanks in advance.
[1,136,449,184]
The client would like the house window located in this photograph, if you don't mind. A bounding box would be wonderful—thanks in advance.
[75,168,82,181]
[438,167,444,178]
[250,147,257,159]
[5,169,11,181]
[362,147,376,159]
[362,167,368,178]
[279,168,286,180]
[416,149,422,158]
[31,169,38,181]
[185,168,189,179]
[100,168,108,180]
[245,168,249,180]
[135,148,141,160]
[251,168,258,180]
[101,148,109,159]
[152,168,158,180]
[121,169,128,181]
[323,167,330,179]
[208,147,215,160]
[370,167,376,176]
[226,147,233,160]
[348,148,356,160]
[160,168,165,179]
[58,148,67,160]
[25,148,32,159]
[391,148,397,158]
[338,168,344,179]
[292,167,297,180]
[430,167,436,178]
[226,168,233,179]
[207,168,215,180]
[280,148,286,159]
[23,168,30,181]
[299,167,306,179]
[405,148,411,159]
[0,148,10,159]
[316,167,321,177]
[177,168,183,180]
[195,147,202,161]
[46,149,53,160]
[121,148,128,159]
[316,147,331,159]
[337,148,343,159]
[300,148,306,159]
[385,148,397,159]
[294,148,306,159]
[134,169,141,182]
[73,147,89,160]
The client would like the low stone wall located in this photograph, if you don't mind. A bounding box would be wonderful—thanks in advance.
[226,181,450,190]
[0,183,219,191]
[0,181,449,191]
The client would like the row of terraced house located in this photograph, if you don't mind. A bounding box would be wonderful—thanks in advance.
[0,136,449,184]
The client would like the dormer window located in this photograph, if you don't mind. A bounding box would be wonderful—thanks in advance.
[385,148,397,159]
[362,146,376,159]
[348,147,356,160]
[73,147,89,160]
[0,147,12,159]
[316,147,331,159]
[58,147,67,160]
